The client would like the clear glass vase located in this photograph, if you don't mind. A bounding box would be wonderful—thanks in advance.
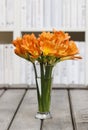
[33,62,53,119]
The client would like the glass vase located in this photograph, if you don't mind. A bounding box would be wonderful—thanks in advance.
[33,62,53,119]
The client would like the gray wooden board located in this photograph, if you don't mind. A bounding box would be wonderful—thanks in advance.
[9,84,28,88]
[9,90,40,130]
[70,90,88,130]
[0,89,25,130]
[52,84,67,88]
[43,90,73,130]
[69,84,86,88]
[0,90,4,97]
[0,84,8,88]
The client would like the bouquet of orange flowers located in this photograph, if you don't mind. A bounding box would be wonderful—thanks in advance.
[13,30,81,65]
[13,30,82,119]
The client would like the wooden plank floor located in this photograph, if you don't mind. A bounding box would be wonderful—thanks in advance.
[0,87,88,130]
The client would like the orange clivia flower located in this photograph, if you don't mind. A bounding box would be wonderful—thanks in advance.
[52,30,70,44]
[39,41,57,56]
[12,30,82,64]
[55,40,79,57]
[12,37,28,59]
[22,34,41,59]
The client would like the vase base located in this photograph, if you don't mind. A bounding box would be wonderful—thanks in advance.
[35,112,52,120]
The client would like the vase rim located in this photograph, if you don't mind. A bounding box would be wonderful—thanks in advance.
[36,76,53,79]
[35,62,54,67]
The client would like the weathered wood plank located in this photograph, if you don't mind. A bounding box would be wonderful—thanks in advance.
[0,84,8,88]
[70,90,88,130]
[0,90,4,97]
[53,84,86,89]
[43,90,73,130]
[9,84,28,88]
[9,90,40,130]
[52,84,67,88]
[0,89,25,130]
[69,84,86,88]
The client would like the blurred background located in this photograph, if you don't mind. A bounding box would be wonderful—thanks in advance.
[0,0,87,86]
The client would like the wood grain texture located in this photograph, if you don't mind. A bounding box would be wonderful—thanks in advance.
[70,90,88,130]
[43,90,73,130]
[9,90,40,130]
[0,89,25,130]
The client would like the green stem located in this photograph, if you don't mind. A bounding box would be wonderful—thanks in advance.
[33,62,54,113]
[40,63,45,112]
[44,65,53,111]
[32,63,42,111]
[41,64,53,112]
